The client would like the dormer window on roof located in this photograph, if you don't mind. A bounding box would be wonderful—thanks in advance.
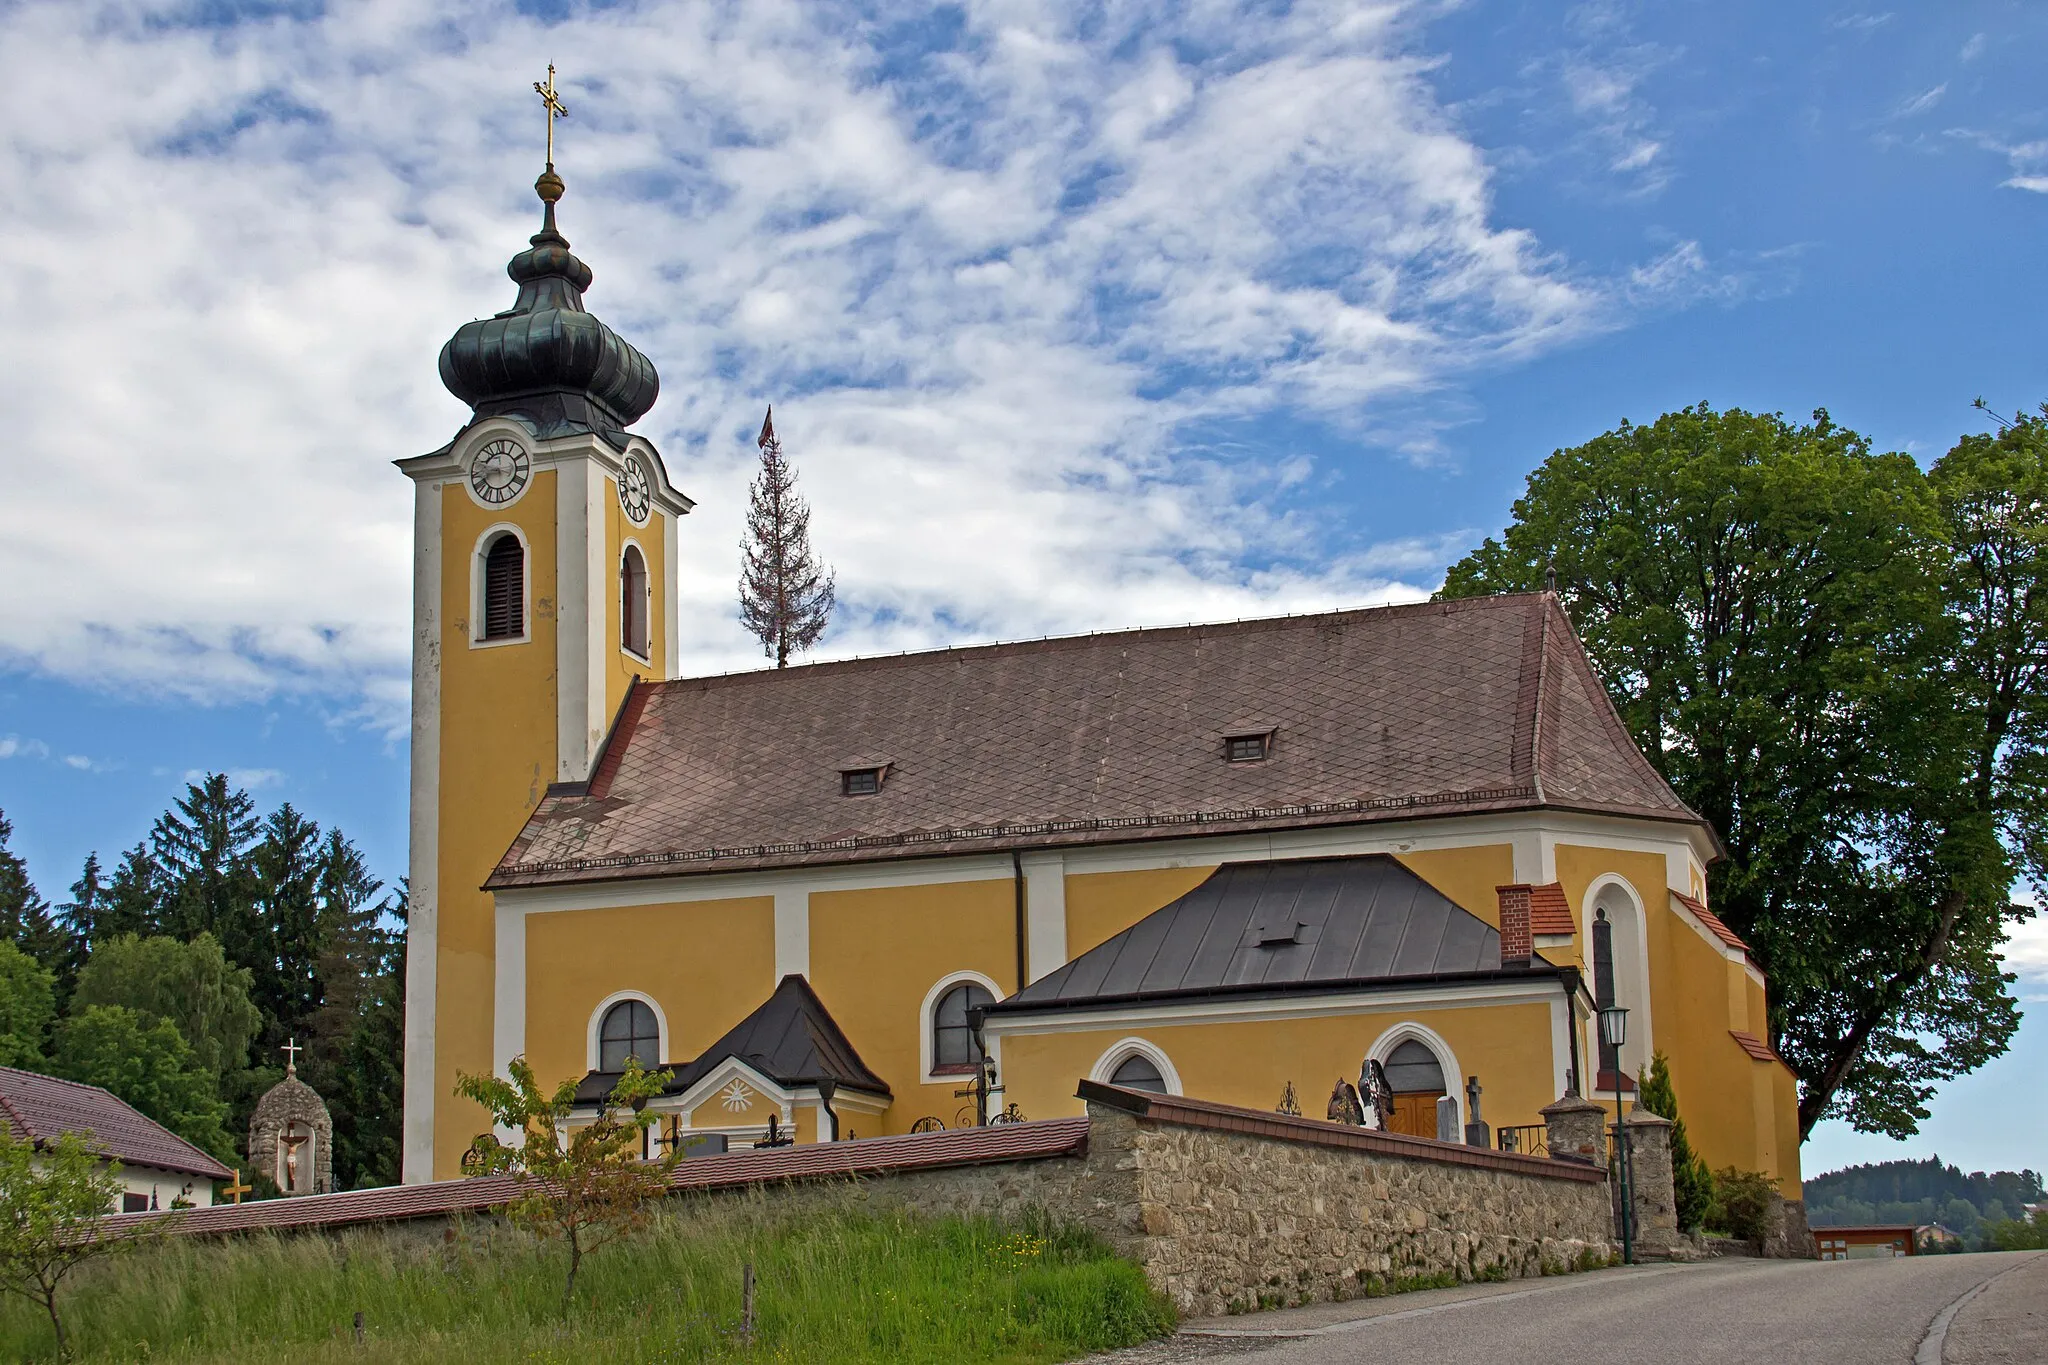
[1224,731,1272,763]
[840,765,889,796]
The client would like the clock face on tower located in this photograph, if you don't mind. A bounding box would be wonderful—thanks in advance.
[470,439,530,505]
[619,455,652,524]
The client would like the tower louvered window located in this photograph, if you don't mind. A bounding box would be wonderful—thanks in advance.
[621,544,649,657]
[482,533,525,641]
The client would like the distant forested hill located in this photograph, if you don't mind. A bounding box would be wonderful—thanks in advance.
[1806,1158,2042,1240]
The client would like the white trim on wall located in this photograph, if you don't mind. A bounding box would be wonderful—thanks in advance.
[401,478,442,1185]
[773,889,810,980]
[984,978,1562,1039]
[1366,1020,1466,1126]
[662,508,680,678]
[555,461,589,781]
[918,970,1004,1085]
[468,522,532,649]
[1021,852,1067,983]
[1087,1036,1183,1095]
[586,990,671,1072]
[493,903,527,1078]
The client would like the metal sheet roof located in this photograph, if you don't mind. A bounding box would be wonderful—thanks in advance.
[999,854,1511,1010]
[576,974,890,1104]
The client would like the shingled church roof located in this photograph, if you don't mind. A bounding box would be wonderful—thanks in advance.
[491,592,1707,889]
[992,854,1538,1014]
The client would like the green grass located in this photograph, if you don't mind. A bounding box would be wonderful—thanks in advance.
[1,1195,1176,1363]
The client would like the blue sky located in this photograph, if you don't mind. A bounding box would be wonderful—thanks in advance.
[1,0,2043,1178]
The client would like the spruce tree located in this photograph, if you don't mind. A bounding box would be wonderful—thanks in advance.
[738,407,836,667]
[0,811,66,976]
[1639,1051,1714,1233]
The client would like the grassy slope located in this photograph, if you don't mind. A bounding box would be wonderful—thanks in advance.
[2,1197,1175,1363]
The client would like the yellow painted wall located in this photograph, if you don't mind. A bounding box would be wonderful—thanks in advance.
[1063,866,1216,958]
[1392,845,1516,925]
[1551,844,1795,1190]
[996,1001,1558,1132]
[808,879,1019,1133]
[522,897,776,1094]
[433,473,561,1176]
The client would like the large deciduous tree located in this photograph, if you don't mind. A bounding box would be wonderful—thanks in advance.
[70,934,260,1084]
[738,407,836,667]
[53,1005,235,1161]
[1440,402,2044,1140]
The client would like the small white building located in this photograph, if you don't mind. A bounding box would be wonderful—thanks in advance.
[0,1065,231,1211]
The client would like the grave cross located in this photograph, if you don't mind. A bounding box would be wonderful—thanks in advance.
[221,1169,252,1205]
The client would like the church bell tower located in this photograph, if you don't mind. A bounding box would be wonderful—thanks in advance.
[397,119,692,1182]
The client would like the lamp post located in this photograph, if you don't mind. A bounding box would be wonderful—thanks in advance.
[1599,1004,1633,1265]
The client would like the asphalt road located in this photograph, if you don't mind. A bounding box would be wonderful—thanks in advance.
[1100,1251,2048,1365]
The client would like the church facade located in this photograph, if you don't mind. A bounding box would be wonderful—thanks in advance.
[399,168,1803,1200]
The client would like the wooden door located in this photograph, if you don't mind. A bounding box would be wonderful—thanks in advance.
[1388,1092,1445,1138]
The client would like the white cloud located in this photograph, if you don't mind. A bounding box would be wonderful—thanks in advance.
[1959,33,1988,62]
[185,767,285,791]
[0,0,1609,731]
[0,736,50,761]
[1893,84,1947,119]
[2005,915,2048,1003]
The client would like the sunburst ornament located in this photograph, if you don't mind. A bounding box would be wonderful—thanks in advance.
[718,1079,755,1112]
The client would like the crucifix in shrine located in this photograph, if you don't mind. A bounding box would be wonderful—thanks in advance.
[533,63,569,170]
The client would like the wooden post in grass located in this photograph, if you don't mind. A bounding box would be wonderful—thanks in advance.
[742,1262,756,1342]
[353,1310,364,1345]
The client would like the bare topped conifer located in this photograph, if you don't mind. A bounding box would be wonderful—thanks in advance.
[738,407,835,667]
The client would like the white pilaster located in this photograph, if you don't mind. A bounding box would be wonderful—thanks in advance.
[555,459,590,781]
[1021,853,1067,983]
[401,479,442,1184]
[774,889,811,980]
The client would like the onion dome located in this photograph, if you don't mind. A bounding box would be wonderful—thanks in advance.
[439,169,660,438]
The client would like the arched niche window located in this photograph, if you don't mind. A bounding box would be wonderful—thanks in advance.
[1109,1053,1168,1093]
[1379,1037,1449,1138]
[931,982,994,1073]
[481,532,525,641]
[597,998,660,1072]
[620,544,649,659]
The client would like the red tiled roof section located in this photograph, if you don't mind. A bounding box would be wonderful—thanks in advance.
[490,594,1707,888]
[1674,892,1749,953]
[1528,883,1574,936]
[1729,1030,1779,1063]
[0,1066,233,1180]
[106,1118,1091,1239]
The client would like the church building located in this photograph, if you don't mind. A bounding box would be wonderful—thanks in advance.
[398,160,1803,1201]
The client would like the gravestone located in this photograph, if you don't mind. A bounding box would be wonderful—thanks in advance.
[248,1038,334,1196]
[1434,1095,1460,1143]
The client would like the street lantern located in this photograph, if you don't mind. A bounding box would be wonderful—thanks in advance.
[1599,1004,1628,1050]
[1598,1003,1634,1265]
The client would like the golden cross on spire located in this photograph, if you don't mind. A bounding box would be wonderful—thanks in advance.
[534,63,569,169]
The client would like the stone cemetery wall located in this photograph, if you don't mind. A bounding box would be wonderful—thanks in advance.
[115,1085,1615,1316]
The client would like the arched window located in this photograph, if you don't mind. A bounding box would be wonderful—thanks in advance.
[620,544,649,658]
[597,998,659,1072]
[1383,1039,1446,1094]
[481,533,525,641]
[931,982,994,1073]
[1109,1054,1167,1093]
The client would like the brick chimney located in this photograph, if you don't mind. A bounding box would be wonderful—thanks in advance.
[1496,884,1533,968]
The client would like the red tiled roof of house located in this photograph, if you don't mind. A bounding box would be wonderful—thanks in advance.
[0,1066,232,1180]
[1729,1030,1779,1062]
[1674,892,1749,953]
[491,594,1709,888]
[1528,882,1575,936]
[105,1118,1091,1238]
